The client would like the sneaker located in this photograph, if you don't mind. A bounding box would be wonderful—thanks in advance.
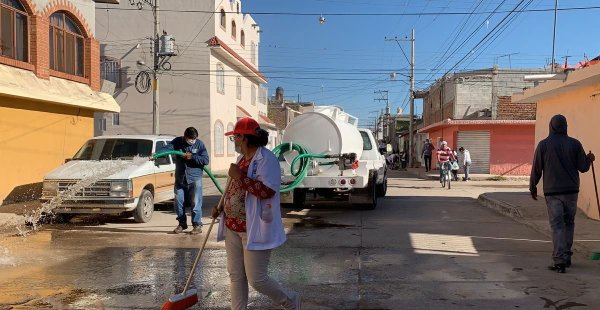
[190,225,202,235]
[548,263,566,273]
[172,225,186,234]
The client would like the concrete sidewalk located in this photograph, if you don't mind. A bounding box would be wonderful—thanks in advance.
[404,167,600,259]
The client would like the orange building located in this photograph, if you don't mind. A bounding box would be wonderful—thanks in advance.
[0,0,119,204]
[513,65,600,220]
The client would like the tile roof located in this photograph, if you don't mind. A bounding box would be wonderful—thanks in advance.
[236,105,252,118]
[207,36,267,82]
[258,114,275,125]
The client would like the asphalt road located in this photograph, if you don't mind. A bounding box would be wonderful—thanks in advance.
[1,172,599,309]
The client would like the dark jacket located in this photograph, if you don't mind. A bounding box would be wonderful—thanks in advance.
[160,137,209,185]
[530,115,590,196]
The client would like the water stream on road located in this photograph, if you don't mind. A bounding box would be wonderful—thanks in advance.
[11,156,150,236]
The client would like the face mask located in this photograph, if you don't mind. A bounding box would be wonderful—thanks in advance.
[186,139,196,145]
[235,145,242,154]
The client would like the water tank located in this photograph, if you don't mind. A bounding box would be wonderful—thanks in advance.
[282,112,363,160]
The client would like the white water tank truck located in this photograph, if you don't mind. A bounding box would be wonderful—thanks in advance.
[274,106,387,209]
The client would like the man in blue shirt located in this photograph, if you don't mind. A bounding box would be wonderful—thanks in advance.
[160,127,209,234]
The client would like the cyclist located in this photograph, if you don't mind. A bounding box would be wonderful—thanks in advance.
[437,141,456,183]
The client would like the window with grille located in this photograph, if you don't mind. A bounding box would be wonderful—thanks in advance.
[112,113,119,126]
[0,0,28,62]
[214,120,224,156]
[250,41,256,64]
[49,11,84,77]
[101,56,121,88]
[216,64,224,94]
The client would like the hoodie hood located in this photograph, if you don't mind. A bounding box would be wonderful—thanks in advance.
[549,114,568,135]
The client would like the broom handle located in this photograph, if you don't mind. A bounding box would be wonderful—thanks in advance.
[591,151,600,216]
[182,177,232,294]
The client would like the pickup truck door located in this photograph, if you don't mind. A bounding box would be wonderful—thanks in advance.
[153,140,176,202]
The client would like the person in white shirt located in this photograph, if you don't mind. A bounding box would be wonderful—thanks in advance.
[459,147,472,181]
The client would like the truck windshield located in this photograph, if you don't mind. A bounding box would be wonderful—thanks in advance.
[360,131,373,150]
[72,139,152,160]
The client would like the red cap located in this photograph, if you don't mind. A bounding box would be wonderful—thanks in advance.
[225,117,260,136]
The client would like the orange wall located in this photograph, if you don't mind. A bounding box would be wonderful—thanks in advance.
[535,83,600,220]
[0,96,95,204]
[423,124,534,175]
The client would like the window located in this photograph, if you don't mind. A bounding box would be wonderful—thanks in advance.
[220,9,226,29]
[231,20,236,39]
[101,56,121,88]
[240,30,245,47]
[251,84,256,105]
[49,11,84,76]
[216,63,224,93]
[227,122,235,156]
[214,120,224,156]
[360,131,373,150]
[73,139,152,160]
[0,0,28,62]
[97,118,106,132]
[236,76,241,100]
[250,41,256,64]
[112,113,119,126]
[237,3,240,14]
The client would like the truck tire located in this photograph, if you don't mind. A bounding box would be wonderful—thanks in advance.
[133,189,154,223]
[376,174,388,197]
[363,176,379,210]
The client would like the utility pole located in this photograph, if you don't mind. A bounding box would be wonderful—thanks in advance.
[385,29,415,166]
[131,0,176,135]
[374,90,389,143]
[551,0,558,73]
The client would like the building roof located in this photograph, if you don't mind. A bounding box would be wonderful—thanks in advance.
[418,119,535,133]
[513,64,600,103]
[257,114,276,127]
[236,105,252,118]
[0,65,120,113]
[207,36,267,84]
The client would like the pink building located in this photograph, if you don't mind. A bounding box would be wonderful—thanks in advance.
[418,120,535,175]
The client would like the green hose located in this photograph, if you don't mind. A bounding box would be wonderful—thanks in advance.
[154,145,329,194]
[153,150,224,193]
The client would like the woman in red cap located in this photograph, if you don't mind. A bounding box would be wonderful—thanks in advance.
[213,117,301,309]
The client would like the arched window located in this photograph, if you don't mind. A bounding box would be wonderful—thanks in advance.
[0,0,28,62]
[227,122,235,156]
[240,30,245,47]
[49,11,84,76]
[214,120,224,156]
[231,20,236,39]
[250,41,256,65]
[220,9,226,29]
[216,63,224,93]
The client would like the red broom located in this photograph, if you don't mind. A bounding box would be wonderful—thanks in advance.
[161,178,231,310]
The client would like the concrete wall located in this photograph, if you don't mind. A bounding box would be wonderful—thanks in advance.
[535,83,600,220]
[455,76,492,118]
[0,96,94,203]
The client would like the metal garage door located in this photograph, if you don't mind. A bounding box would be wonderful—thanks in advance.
[457,131,490,174]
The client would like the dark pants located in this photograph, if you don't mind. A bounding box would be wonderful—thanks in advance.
[544,194,578,264]
[424,155,432,171]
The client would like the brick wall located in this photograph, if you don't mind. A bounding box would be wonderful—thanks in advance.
[497,96,536,120]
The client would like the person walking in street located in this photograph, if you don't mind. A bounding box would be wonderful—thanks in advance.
[530,114,595,273]
[400,151,408,169]
[160,127,209,234]
[422,139,435,172]
[437,141,456,182]
[213,117,301,310]
[459,147,472,181]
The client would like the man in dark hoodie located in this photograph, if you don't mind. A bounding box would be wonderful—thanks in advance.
[530,114,595,273]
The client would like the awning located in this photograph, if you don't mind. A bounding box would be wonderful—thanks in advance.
[236,105,252,118]
[0,65,120,112]
[418,119,535,133]
[258,114,277,129]
[207,36,268,84]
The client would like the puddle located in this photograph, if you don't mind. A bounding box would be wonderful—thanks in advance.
[106,283,154,295]
[293,216,354,229]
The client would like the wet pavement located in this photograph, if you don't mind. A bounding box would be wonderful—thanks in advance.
[2,172,600,309]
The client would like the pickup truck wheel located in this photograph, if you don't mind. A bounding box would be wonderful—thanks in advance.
[376,175,388,197]
[133,189,154,223]
[363,176,379,210]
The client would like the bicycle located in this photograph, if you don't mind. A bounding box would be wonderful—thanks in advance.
[439,161,451,189]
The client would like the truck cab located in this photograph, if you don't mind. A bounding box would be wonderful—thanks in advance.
[41,135,176,223]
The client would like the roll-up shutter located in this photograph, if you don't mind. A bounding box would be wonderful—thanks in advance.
[456,131,490,174]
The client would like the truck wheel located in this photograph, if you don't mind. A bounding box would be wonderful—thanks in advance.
[363,176,379,210]
[376,175,388,197]
[133,189,154,223]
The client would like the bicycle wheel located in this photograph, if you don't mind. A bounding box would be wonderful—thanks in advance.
[441,173,446,188]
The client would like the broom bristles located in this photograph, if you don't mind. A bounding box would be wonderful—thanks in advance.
[160,288,199,310]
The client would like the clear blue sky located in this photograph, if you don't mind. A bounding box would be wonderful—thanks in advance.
[243,0,600,127]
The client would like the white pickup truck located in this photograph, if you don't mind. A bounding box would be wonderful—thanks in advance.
[279,106,387,209]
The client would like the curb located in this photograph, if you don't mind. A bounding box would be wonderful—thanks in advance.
[477,193,594,256]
